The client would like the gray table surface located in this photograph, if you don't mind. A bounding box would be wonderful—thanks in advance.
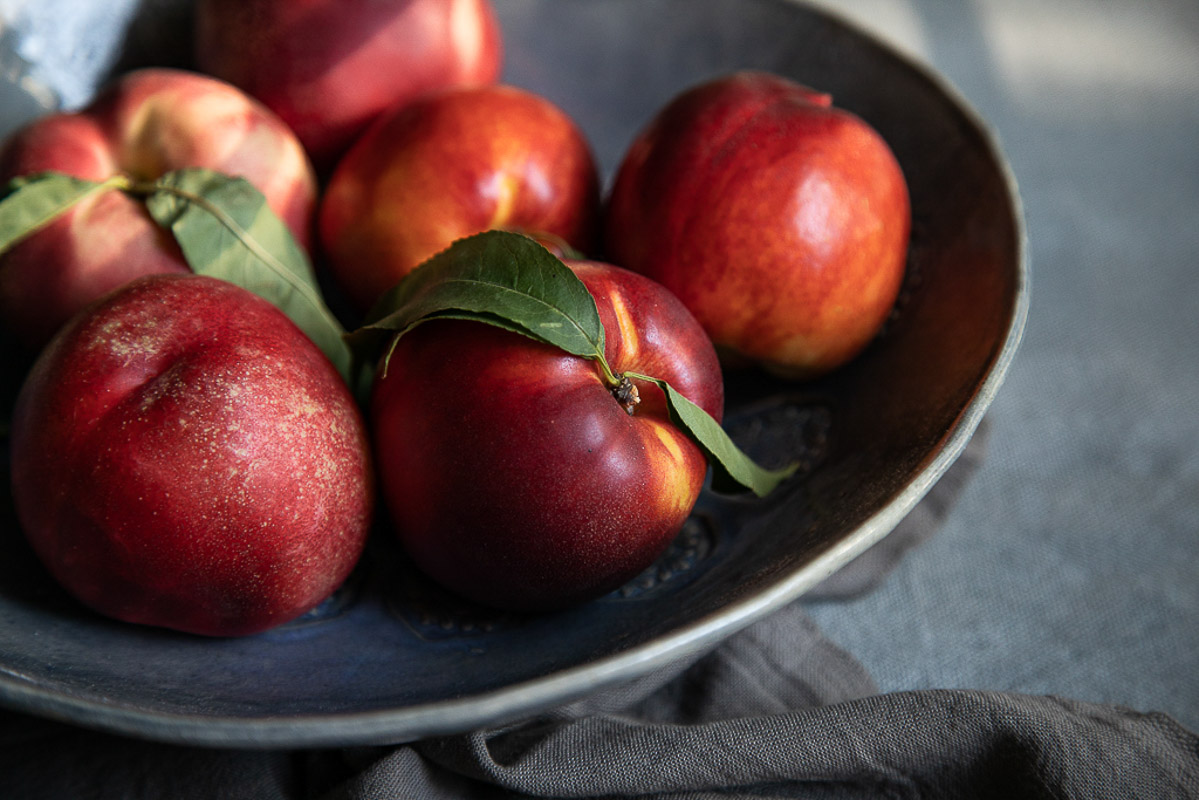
[0,0,1195,740]
[801,0,1199,733]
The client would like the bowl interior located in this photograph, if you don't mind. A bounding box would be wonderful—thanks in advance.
[0,0,1025,746]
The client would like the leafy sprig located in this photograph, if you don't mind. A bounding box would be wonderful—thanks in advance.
[352,231,797,497]
[0,168,364,394]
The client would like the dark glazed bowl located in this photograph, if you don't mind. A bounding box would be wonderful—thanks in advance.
[0,0,1027,746]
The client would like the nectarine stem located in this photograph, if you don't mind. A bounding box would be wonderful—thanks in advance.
[111,174,145,196]
[593,353,638,415]
[612,375,641,416]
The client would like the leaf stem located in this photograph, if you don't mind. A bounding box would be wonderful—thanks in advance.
[595,352,622,388]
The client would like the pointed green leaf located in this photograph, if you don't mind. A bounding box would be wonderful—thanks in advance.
[348,229,791,497]
[0,172,123,258]
[351,230,606,363]
[143,168,363,394]
[628,372,799,497]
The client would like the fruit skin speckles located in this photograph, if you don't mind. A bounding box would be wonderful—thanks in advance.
[9,273,374,637]
[370,259,722,612]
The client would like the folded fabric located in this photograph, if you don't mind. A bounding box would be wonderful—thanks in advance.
[328,602,1198,799]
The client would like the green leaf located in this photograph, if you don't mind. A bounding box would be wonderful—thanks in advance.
[0,172,123,258]
[348,229,793,497]
[142,168,363,394]
[352,230,607,364]
[628,372,799,498]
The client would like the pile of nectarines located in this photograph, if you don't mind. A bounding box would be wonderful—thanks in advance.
[0,0,908,635]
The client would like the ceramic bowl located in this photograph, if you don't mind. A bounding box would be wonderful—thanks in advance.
[0,0,1026,746]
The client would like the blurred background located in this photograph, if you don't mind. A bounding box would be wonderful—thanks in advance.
[0,0,1196,734]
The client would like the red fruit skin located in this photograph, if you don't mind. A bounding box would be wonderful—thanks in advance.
[605,70,910,379]
[194,0,504,172]
[370,260,722,611]
[0,68,318,351]
[9,274,374,637]
[319,84,601,312]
